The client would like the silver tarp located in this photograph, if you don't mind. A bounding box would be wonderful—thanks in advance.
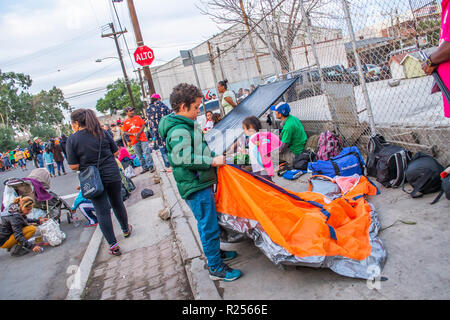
[218,176,387,279]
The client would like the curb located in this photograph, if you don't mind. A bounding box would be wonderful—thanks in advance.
[65,225,103,300]
[151,151,222,300]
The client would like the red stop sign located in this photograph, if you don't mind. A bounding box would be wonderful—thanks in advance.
[134,46,155,67]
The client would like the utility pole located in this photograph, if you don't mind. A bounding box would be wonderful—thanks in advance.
[134,68,146,101]
[102,23,136,110]
[134,68,147,117]
[127,0,156,96]
[239,0,263,81]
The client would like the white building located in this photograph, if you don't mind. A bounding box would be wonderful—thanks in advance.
[150,23,347,101]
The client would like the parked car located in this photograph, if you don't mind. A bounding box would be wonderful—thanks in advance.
[263,75,278,85]
[347,64,383,82]
[199,99,220,113]
[322,65,360,86]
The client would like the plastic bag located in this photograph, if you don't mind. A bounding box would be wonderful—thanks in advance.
[2,186,18,210]
[27,208,47,220]
[38,219,66,246]
[124,165,136,179]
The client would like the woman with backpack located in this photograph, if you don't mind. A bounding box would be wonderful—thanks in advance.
[66,109,132,256]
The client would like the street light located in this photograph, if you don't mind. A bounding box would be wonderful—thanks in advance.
[95,57,119,63]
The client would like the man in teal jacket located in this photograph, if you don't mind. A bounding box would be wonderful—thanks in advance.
[159,83,242,282]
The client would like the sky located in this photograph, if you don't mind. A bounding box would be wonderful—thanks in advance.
[0,0,223,120]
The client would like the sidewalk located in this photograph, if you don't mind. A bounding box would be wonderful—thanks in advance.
[154,155,450,300]
[81,164,193,300]
[76,151,450,300]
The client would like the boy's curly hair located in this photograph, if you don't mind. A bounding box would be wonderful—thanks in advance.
[170,83,203,113]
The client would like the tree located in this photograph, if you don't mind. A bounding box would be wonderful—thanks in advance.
[198,0,333,72]
[32,87,70,126]
[96,78,144,116]
[0,72,32,128]
[0,126,16,152]
[0,72,71,138]
[30,125,58,142]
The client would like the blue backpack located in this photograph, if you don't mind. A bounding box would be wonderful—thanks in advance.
[308,146,365,178]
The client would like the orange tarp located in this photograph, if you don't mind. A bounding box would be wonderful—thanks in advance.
[215,165,379,261]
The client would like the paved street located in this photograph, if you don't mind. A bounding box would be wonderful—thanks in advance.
[0,160,94,299]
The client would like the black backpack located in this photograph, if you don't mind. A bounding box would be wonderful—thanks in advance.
[293,150,316,171]
[403,152,444,199]
[431,165,450,204]
[366,134,412,188]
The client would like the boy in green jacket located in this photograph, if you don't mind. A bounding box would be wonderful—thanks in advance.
[159,83,242,282]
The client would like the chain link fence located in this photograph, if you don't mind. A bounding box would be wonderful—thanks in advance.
[151,0,449,165]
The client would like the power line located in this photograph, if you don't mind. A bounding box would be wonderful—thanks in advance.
[65,87,108,100]
[66,60,118,87]
[0,26,100,68]
[112,0,137,73]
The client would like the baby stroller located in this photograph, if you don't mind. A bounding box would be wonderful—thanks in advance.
[2,168,73,224]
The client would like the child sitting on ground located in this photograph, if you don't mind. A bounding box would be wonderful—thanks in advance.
[242,116,282,181]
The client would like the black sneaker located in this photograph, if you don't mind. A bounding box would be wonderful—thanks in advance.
[150,167,156,173]
[10,244,31,257]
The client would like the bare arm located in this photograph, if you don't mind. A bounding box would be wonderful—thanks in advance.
[69,164,79,171]
[224,97,237,108]
[422,41,450,75]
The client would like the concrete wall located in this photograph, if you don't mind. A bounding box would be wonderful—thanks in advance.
[390,61,406,80]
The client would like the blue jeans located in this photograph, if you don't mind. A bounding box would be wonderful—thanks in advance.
[132,141,154,170]
[185,187,222,268]
[46,164,55,175]
[37,154,44,168]
[56,161,65,174]
[160,146,170,168]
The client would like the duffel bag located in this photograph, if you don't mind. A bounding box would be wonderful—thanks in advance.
[307,146,365,178]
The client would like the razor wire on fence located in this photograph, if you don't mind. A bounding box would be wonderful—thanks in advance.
[151,0,450,165]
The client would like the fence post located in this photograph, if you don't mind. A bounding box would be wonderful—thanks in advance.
[241,38,252,87]
[341,0,377,137]
[208,41,225,117]
[233,45,243,81]
[300,0,335,131]
[217,47,226,81]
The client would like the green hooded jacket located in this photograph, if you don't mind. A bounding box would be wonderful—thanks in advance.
[159,113,217,199]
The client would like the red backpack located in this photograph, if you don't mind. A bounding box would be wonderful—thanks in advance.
[316,131,342,161]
